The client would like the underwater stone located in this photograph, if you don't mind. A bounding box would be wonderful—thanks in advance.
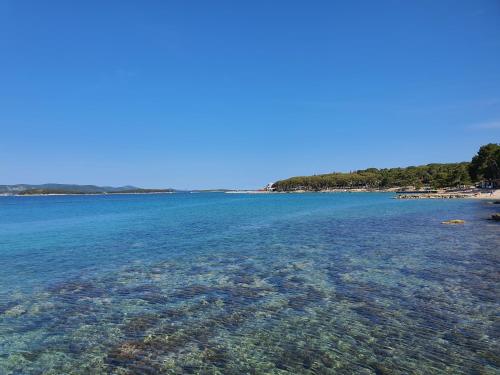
[171,284,214,299]
[373,363,393,375]
[352,304,387,324]
[4,305,27,317]
[441,219,465,225]
[232,275,254,285]
[122,313,160,337]
[478,350,500,368]
[0,301,18,315]
[202,346,228,367]
[106,341,144,366]
[20,349,44,362]
[50,280,105,298]
[320,353,334,368]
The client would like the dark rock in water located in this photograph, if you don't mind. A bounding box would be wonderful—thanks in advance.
[202,346,228,367]
[21,349,44,362]
[275,360,288,370]
[226,285,263,300]
[287,295,309,310]
[305,286,326,301]
[171,284,213,299]
[105,339,164,374]
[266,275,296,293]
[139,292,169,305]
[188,265,206,275]
[288,275,306,284]
[278,346,318,371]
[399,266,413,276]
[320,353,334,368]
[106,341,144,366]
[352,304,386,324]
[182,364,198,374]
[491,213,500,221]
[48,280,108,303]
[121,313,159,337]
[479,349,500,367]
[68,342,86,354]
[373,363,393,375]
[116,284,164,301]
[216,310,250,328]
[302,353,313,369]
[286,285,326,310]
[232,275,254,285]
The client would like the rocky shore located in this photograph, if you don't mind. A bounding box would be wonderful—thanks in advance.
[396,193,472,200]
[396,189,499,200]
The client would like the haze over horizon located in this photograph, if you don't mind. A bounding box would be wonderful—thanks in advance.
[1,1,499,189]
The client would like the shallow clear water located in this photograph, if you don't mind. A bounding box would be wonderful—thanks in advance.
[0,193,498,374]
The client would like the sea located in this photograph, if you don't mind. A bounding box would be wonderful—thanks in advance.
[0,193,498,374]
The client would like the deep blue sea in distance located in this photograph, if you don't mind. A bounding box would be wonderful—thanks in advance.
[0,193,498,374]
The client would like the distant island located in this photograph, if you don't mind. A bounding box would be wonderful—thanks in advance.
[271,143,500,193]
[0,184,175,196]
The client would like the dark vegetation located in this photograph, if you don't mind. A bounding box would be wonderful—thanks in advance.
[468,143,500,182]
[273,143,500,191]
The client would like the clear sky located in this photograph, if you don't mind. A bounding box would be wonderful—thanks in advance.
[1,1,499,189]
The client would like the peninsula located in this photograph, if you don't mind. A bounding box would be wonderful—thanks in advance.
[270,143,500,199]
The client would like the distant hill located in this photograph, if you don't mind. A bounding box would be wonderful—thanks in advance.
[0,184,175,195]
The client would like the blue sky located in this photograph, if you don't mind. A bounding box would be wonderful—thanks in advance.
[1,1,499,189]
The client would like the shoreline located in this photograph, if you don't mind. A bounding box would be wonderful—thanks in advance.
[394,188,500,200]
[226,188,500,200]
[395,192,499,200]
[2,189,498,200]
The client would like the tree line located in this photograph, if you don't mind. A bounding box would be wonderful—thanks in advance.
[272,143,500,191]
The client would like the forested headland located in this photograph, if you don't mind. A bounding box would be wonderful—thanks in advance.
[272,143,500,191]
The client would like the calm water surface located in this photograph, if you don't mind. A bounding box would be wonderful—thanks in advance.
[0,193,498,374]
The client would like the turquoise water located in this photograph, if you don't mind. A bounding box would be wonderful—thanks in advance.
[0,193,498,374]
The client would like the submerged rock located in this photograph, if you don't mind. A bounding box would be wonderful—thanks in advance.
[491,213,500,221]
[441,219,465,225]
[4,305,27,317]
[201,346,228,367]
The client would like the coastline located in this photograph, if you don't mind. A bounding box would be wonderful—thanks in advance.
[225,187,401,194]
[2,188,498,200]
[225,188,500,200]
[395,189,500,200]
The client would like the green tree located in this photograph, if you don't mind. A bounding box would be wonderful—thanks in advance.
[469,143,500,181]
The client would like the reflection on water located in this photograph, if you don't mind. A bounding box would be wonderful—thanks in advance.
[0,193,499,374]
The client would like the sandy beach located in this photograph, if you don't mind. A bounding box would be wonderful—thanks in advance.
[471,189,500,199]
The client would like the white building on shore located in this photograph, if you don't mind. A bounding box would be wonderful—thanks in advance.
[265,183,275,191]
